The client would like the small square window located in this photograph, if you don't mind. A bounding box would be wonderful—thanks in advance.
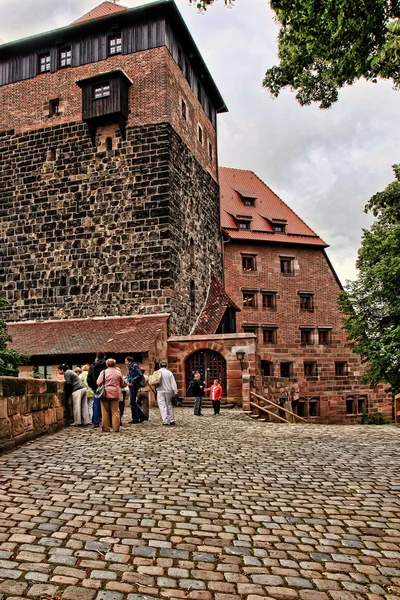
[261,360,273,377]
[59,48,72,68]
[262,293,276,309]
[49,99,60,116]
[93,83,110,99]
[299,294,314,311]
[309,398,320,417]
[242,292,256,308]
[109,35,122,55]
[39,53,51,73]
[242,256,256,271]
[262,328,277,344]
[304,362,318,377]
[243,326,258,338]
[318,329,331,345]
[301,329,313,345]
[280,362,293,378]
[335,361,348,376]
[280,258,293,274]
[198,125,203,144]
[238,221,250,230]
[181,99,187,120]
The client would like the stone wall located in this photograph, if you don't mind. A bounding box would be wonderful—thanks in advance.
[0,377,68,453]
[0,121,221,335]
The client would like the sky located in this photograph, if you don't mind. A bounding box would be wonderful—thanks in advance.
[1,0,399,283]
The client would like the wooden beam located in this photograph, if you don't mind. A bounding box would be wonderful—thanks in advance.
[250,391,308,423]
[249,401,291,424]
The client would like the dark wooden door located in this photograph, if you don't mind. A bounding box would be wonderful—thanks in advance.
[185,350,226,396]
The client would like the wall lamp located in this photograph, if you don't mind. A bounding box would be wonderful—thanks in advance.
[236,349,246,370]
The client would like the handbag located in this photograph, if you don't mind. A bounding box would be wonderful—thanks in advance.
[95,370,107,401]
[148,370,162,387]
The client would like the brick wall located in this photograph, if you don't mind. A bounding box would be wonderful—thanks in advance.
[0,377,68,453]
[224,242,392,423]
[0,121,221,334]
[0,47,217,180]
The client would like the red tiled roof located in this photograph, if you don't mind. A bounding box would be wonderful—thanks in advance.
[192,273,240,335]
[219,167,327,247]
[72,2,128,25]
[7,314,169,356]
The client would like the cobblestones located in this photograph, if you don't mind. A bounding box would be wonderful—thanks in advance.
[0,409,399,599]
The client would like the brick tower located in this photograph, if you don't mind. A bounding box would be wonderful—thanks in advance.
[0,0,226,335]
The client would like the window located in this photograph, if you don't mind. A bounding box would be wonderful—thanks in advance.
[190,280,196,314]
[280,258,293,274]
[273,224,286,233]
[39,53,51,73]
[38,366,52,380]
[293,396,320,418]
[242,292,256,308]
[208,142,213,160]
[181,99,187,120]
[109,35,122,55]
[242,255,256,271]
[335,361,348,376]
[346,394,368,415]
[243,197,255,207]
[243,325,258,338]
[198,125,203,144]
[59,48,72,68]
[93,83,110,99]
[262,293,276,310]
[304,362,318,377]
[309,398,320,417]
[300,328,314,345]
[238,221,250,230]
[262,327,277,344]
[105,137,113,151]
[280,362,293,378]
[299,293,314,311]
[49,99,60,116]
[261,360,273,377]
[318,329,331,345]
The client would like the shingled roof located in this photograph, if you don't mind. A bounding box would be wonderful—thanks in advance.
[192,274,240,335]
[72,1,128,25]
[219,167,327,247]
[7,314,169,356]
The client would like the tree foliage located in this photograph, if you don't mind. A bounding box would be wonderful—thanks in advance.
[190,0,400,108]
[338,165,400,394]
[0,298,29,377]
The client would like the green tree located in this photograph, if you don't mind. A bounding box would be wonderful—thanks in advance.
[338,165,400,394]
[190,0,400,109]
[0,298,29,377]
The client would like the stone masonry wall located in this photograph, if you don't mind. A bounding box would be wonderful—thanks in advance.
[224,242,392,423]
[0,376,68,453]
[0,121,221,334]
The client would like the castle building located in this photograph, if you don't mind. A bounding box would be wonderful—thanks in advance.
[0,1,392,422]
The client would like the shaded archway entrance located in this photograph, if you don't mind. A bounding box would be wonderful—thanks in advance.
[185,350,227,396]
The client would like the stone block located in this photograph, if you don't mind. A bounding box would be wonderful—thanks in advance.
[11,414,25,436]
[0,399,7,420]
[23,414,33,431]
[0,377,26,397]
[44,408,57,426]
[7,396,21,416]
[32,411,45,431]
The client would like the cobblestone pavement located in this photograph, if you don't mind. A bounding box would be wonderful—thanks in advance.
[0,408,399,600]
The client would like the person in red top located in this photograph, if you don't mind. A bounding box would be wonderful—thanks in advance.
[205,378,223,416]
[96,358,125,433]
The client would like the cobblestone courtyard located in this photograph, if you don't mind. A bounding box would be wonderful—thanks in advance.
[0,409,399,600]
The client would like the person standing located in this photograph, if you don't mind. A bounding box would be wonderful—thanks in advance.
[125,356,147,423]
[191,372,205,416]
[205,378,223,416]
[58,364,89,426]
[96,358,124,433]
[80,364,95,422]
[155,359,178,426]
[87,352,107,427]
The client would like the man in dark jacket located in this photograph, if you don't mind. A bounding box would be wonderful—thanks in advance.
[191,372,205,416]
[125,356,147,424]
[87,352,107,427]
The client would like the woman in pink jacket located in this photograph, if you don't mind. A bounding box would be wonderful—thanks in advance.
[97,358,125,433]
[205,378,223,416]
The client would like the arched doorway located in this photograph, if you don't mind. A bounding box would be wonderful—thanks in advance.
[185,350,227,396]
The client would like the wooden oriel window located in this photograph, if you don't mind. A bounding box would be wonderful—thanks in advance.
[59,48,72,68]
[242,292,256,308]
[109,35,122,55]
[39,54,51,73]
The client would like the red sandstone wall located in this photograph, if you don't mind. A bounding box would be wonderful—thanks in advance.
[224,242,391,423]
[0,47,217,180]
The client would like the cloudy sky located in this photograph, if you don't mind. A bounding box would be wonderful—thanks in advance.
[1,0,399,283]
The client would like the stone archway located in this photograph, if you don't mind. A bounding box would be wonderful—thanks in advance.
[185,350,227,396]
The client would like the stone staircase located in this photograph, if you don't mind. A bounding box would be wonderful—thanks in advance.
[179,397,236,410]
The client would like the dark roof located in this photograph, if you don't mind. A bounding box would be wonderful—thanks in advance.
[192,273,240,335]
[7,314,169,356]
[219,167,327,247]
[72,2,128,25]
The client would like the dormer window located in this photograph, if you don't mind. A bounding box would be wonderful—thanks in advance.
[39,53,51,73]
[59,48,72,68]
[238,221,250,230]
[93,83,110,99]
[109,35,122,56]
[273,224,286,233]
[243,197,255,207]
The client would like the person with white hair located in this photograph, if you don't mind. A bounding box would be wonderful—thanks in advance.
[155,359,178,426]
